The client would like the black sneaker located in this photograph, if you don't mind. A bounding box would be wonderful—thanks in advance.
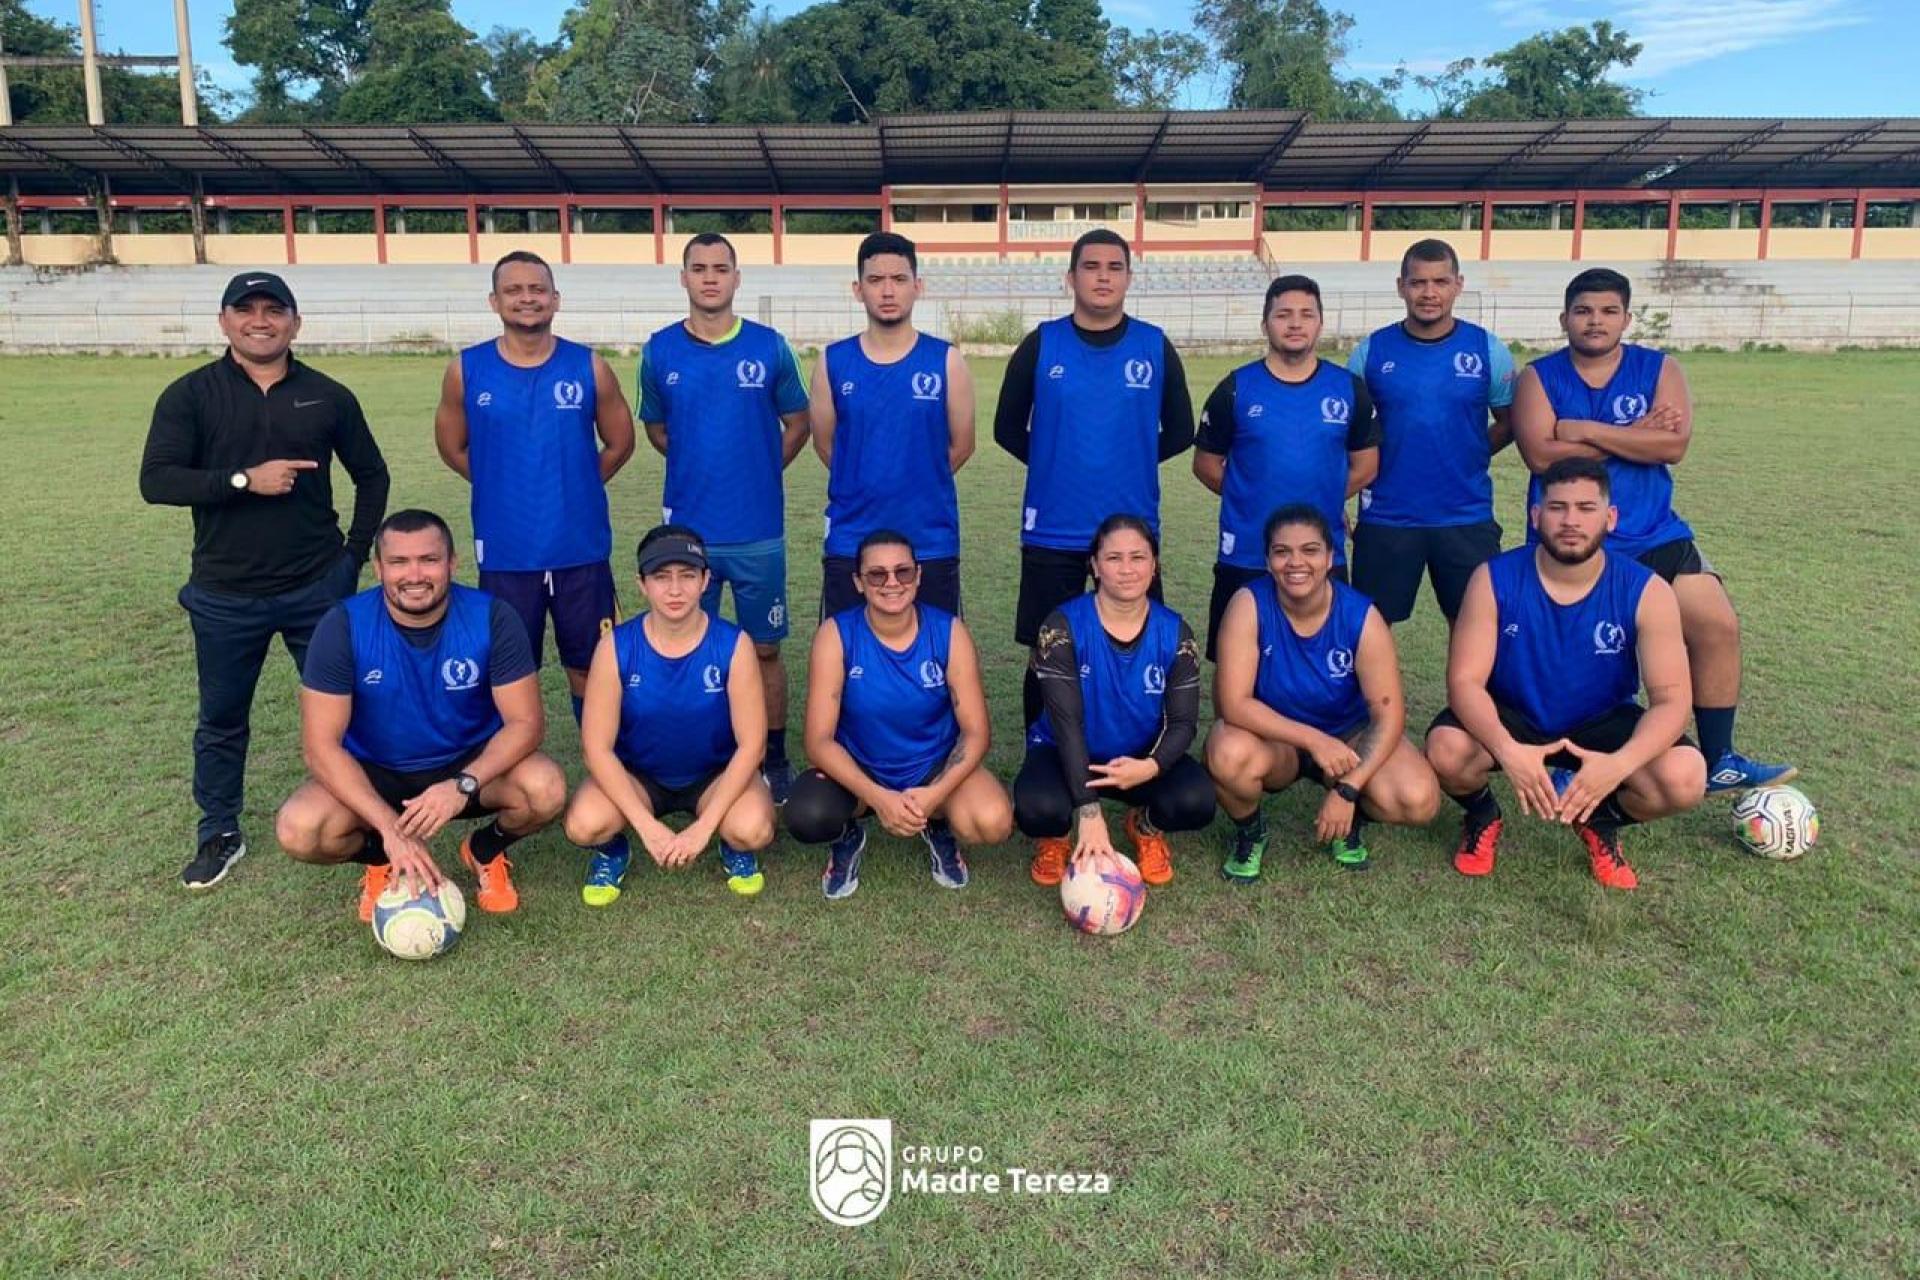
[182,831,246,890]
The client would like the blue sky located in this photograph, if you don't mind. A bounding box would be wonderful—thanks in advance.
[44,0,1918,118]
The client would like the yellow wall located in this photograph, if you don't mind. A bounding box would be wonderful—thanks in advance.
[294,235,379,265]
[114,235,197,265]
[662,232,776,265]
[1861,228,1920,260]
[1367,229,1474,264]
[1670,229,1760,260]
[1489,230,1574,260]
[206,235,289,266]
[385,234,471,265]
[476,232,562,263]
[1578,229,1668,260]
[20,234,96,265]
[780,234,869,266]
[571,234,659,265]
[1765,228,1853,259]
[1263,230,1365,263]
[902,222,1000,245]
[1141,217,1255,244]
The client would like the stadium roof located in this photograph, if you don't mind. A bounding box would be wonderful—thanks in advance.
[1,112,1916,197]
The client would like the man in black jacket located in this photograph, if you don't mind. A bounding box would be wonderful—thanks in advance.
[140,272,390,890]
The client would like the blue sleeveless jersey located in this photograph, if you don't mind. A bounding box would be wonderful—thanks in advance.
[612,613,742,789]
[833,604,960,790]
[461,336,609,572]
[639,319,805,544]
[1029,593,1184,763]
[342,585,503,771]
[1355,320,1508,527]
[1525,345,1693,557]
[1218,358,1359,568]
[1251,578,1373,737]
[1487,547,1652,737]
[824,334,960,559]
[1023,317,1166,550]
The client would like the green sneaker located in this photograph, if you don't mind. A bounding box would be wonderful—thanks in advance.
[1328,833,1371,871]
[1221,824,1268,883]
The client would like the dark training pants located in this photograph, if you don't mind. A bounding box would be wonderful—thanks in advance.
[1012,743,1216,838]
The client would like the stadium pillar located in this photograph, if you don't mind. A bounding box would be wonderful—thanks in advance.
[1358,195,1373,262]
[4,178,22,267]
[465,198,478,265]
[281,199,296,265]
[189,176,206,265]
[652,198,665,264]
[1664,192,1680,261]
[880,185,892,232]
[1757,192,1773,259]
[1570,192,1586,261]
[558,200,572,265]
[1478,195,1494,261]
[1850,191,1867,259]
[772,198,784,265]
[1133,183,1146,259]
[997,184,1009,262]
[374,202,388,265]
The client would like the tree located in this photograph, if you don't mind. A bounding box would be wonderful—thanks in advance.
[482,27,556,122]
[225,0,373,120]
[333,0,496,123]
[705,12,799,123]
[2,0,227,124]
[526,0,748,123]
[1462,21,1643,118]
[1108,29,1208,110]
[225,0,495,122]
[1195,0,1398,120]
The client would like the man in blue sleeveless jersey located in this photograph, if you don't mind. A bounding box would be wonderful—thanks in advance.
[1348,239,1516,625]
[1195,273,1380,658]
[275,510,567,921]
[810,232,975,618]
[639,233,812,803]
[1425,460,1706,891]
[1512,268,1795,794]
[993,228,1195,724]
[434,252,636,718]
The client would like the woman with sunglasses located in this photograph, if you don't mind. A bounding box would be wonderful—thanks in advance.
[786,530,1012,900]
[1015,513,1215,887]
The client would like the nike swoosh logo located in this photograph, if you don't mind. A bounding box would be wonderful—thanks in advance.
[293,399,323,408]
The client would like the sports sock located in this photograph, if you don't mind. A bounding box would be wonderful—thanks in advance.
[1134,808,1163,837]
[467,818,524,864]
[1450,785,1501,823]
[1695,705,1736,762]
[1345,809,1370,846]
[765,728,788,766]
[1233,808,1266,839]
[352,830,388,866]
[570,694,585,725]
[1588,793,1639,832]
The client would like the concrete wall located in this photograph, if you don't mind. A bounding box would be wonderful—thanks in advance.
[1488,231,1574,261]
[1262,231,1365,262]
[205,235,288,266]
[295,236,380,265]
[1767,229,1855,259]
[385,234,469,265]
[1580,230,1669,260]
[571,234,658,265]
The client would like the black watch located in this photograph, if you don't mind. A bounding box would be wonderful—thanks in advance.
[454,771,480,797]
[1332,781,1361,803]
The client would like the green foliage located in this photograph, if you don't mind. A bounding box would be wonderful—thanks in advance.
[481,27,557,122]
[333,0,496,123]
[527,0,748,123]
[1,0,228,124]
[948,308,1029,344]
[1389,21,1643,120]
[1194,0,1399,120]
[1264,204,1347,231]
[1108,29,1209,110]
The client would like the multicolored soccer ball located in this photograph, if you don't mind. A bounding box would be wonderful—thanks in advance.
[1731,785,1819,860]
[371,879,466,959]
[1060,851,1145,936]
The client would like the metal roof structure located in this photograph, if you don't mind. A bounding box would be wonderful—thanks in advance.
[2,111,1915,197]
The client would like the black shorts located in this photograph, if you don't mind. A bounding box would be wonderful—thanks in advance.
[1636,538,1719,583]
[1351,521,1501,624]
[1289,720,1371,788]
[480,562,618,672]
[820,556,962,620]
[358,745,494,821]
[1015,544,1163,647]
[630,766,723,818]
[1205,562,1349,661]
[1427,699,1696,771]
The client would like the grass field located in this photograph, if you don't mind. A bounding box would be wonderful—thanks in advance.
[2,347,1917,1278]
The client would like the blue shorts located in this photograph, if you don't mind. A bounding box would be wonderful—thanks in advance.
[702,537,789,644]
[480,562,617,672]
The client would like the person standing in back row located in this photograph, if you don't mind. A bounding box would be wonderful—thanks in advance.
[639,232,812,803]
[1348,239,1516,626]
[140,271,389,892]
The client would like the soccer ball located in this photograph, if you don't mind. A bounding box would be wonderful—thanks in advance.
[371,879,466,959]
[1060,851,1145,936]
[1731,785,1819,860]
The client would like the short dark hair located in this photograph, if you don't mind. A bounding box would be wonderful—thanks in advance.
[1539,456,1612,499]
[490,250,553,291]
[1263,503,1334,550]
[375,508,454,556]
[682,232,737,266]
[1400,238,1461,278]
[1089,512,1158,559]
[856,232,918,277]
[856,528,916,565]
[637,522,705,572]
[1564,267,1632,311]
[1264,274,1322,319]
[1070,228,1131,271]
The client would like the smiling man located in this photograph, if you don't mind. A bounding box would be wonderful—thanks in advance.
[140,271,390,892]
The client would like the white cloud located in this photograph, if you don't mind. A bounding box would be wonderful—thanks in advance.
[1481,0,1869,78]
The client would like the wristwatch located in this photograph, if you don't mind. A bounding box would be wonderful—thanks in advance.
[229,470,249,490]
[454,772,480,797]
[1332,781,1362,803]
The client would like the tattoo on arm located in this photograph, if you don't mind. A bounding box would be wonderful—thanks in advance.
[1076,802,1101,821]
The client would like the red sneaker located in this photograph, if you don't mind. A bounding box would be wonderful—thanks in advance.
[1029,837,1071,887]
[460,835,519,913]
[1576,823,1638,891]
[1452,814,1503,877]
[1124,809,1174,886]
[356,863,390,923]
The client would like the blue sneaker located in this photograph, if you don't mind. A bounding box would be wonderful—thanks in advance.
[1706,750,1798,795]
[720,843,765,897]
[822,820,867,900]
[762,759,793,807]
[922,819,969,889]
[1549,767,1576,797]
[581,842,631,908]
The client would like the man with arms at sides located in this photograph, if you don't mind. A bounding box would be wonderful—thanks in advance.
[810,232,974,618]
[787,531,1012,900]
[1347,239,1517,627]
[1194,273,1379,659]
[993,228,1195,725]
[562,526,776,903]
[1425,460,1706,891]
[1511,267,1795,793]
[434,251,635,722]
[141,271,389,891]
[638,233,811,803]
[274,510,567,920]
[1207,506,1440,879]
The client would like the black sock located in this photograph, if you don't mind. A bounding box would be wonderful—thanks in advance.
[1450,786,1500,823]
[467,818,523,864]
[765,728,788,766]
[1695,705,1736,762]
[1234,808,1266,837]
[352,831,388,866]
[1589,793,1639,832]
[1346,809,1370,844]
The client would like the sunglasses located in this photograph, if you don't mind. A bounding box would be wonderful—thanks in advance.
[860,564,920,586]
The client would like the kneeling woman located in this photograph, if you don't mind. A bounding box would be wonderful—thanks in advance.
[788,531,1012,899]
[563,525,777,903]
[1206,504,1440,879]
[1015,514,1215,886]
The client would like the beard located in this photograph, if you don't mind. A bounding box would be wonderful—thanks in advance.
[388,584,448,616]
[1542,530,1605,565]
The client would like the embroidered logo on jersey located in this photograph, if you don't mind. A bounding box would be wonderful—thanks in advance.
[839,380,856,397]
[702,663,725,694]
[1592,621,1627,656]
[1503,622,1520,637]
[1610,393,1650,423]
[1453,351,1485,379]
[911,372,943,401]
[1245,403,1265,418]
[1047,365,1065,380]
[665,371,680,386]
[737,359,768,389]
[1321,396,1351,425]
[1380,361,1396,374]
[1123,359,1154,390]
[553,379,585,410]
[628,672,642,687]
[848,665,865,680]
[918,660,947,690]
[1143,663,1166,695]
[362,668,384,686]
[441,658,481,692]
[1326,648,1356,679]
[1220,531,1237,557]
[474,392,493,407]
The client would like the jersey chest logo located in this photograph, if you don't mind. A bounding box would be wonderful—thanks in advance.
[1326,648,1355,679]
[919,659,947,690]
[441,658,481,691]
[737,359,768,389]
[702,663,726,693]
[1321,396,1351,425]
[1610,393,1649,423]
[1123,359,1154,391]
[1453,351,1485,379]
[552,379,585,410]
[1592,621,1627,656]
[1142,663,1166,694]
[474,392,493,407]
[911,371,943,401]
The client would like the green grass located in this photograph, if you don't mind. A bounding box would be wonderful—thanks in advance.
[2,349,1917,1278]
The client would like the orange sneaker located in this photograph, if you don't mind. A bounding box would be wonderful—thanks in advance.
[461,835,519,913]
[1577,823,1638,891]
[1125,809,1174,885]
[1452,813,1503,877]
[356,862,391,923]
[1029,837,1071,886]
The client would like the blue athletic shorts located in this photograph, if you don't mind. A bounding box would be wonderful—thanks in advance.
[702,537,789,644]
[480,562,617,672]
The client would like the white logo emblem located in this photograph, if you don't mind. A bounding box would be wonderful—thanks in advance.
[1326,648,1355,679]
[1453,351,1485,379]
[839,380,856,396]
[919,660,947,690]
[628,672,642,687]
[737,359,768,389]
[701,664,725,693]
[1143,663,1166,695]
[475,391,493,407]
[1593,621,1627,655]
[1611,393,1649,423]
[1023,508,1038,532]
[768,602,786,629]
[1503,622,1520,638]
[362,668,384,686]
[1123,359,1154,390]
[665,371,680,386]
[245,277,268,287]
[1047,364,1065,380]
[441,658,480,691]
[911,371,943,401]
[1245,403,1265,418]
[848,665,865,680]
[552,379,585,409]
[809,1119,893,1227]
[1380,360,1396,374]
[1321,396,1350,425]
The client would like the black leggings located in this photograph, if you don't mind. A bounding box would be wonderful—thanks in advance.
[785,769,865,844]
[1012,743,1216,838]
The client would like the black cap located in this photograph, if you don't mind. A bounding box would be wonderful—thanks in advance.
[638,532,708,575]
[221,271,297,311]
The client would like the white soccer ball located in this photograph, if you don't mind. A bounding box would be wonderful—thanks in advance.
[1060,851,1146,936]
[371,879,467,959]
[1731,785,1819,861]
